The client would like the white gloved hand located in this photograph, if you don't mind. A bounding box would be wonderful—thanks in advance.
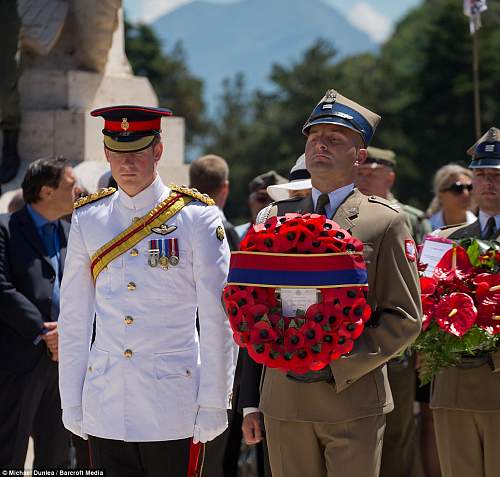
[193,407,228,444]
[62,406,88,440]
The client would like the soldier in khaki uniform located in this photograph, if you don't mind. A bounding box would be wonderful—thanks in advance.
[431,127,500,477]
[356,147,430,477]
[257,90,422,477]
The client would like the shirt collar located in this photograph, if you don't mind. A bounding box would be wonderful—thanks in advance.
[117,174,169,210]
[478,210,500,232]
[26,204,58,231]
[311,183,354,217]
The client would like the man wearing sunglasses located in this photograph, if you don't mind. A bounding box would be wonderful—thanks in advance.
[431,127,500,477]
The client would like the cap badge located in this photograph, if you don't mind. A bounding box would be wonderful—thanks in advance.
[121,118,130,131]
[324,89,337,103]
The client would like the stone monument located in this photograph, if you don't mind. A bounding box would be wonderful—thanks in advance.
[4,0,188,192]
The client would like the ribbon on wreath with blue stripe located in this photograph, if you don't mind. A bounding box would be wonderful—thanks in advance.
[227,251,368,289]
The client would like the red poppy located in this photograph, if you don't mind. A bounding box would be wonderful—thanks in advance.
[435,292,477,337]
[301,321,325,345]
[284,327,306,352]
[339,318,364,339]
[247,343,273,364]
[335,336,354,355]
[249,321,278,344]
[305,303,341,330]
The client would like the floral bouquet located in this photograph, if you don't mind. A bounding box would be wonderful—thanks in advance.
[414,238,500,384]
[222,213,372,374]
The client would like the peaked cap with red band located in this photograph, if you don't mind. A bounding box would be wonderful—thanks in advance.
[90,105,173,153]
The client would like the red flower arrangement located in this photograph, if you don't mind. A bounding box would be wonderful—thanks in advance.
[415,238,500,383]
[223,213,371,374]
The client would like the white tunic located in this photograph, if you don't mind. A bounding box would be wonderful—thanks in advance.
[58,175,236,441]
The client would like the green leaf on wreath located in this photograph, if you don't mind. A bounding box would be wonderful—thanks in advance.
[296,318,306,327]
[288,319,298,329]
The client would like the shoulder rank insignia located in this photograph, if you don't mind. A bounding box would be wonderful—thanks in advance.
[169,184,215,206]
[216,225,225,241]
[367,195,400,213]
[151,224,177,235]
[74,187,117,209]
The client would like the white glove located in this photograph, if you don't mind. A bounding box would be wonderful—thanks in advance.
[62,406,88,440]
[193,407,228,444]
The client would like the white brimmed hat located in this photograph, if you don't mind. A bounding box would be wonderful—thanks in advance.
[267,154,312,201]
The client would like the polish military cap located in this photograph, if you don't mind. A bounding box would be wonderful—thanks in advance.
[90,105,173,153]
[365,147,396,169]
[302,89,381,146]
[466,127,500,169]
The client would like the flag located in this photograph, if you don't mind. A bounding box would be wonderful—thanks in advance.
[464,0,488,34]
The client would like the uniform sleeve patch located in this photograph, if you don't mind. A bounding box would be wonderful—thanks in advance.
[405,239,416,262]
[216,225,225,241]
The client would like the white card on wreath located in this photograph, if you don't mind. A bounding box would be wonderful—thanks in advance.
[280,288,318,317]
[420,236,454,277]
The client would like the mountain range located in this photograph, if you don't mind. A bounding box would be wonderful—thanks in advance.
[152,0,377,107]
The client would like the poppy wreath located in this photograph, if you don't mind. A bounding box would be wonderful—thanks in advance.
[222,213,371,374]
[415,238,500,384]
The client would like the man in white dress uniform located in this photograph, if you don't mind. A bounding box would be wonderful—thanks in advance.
[58,105,236,477]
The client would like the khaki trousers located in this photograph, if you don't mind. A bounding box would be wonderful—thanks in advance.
[433,408,500,477]
[380,358,421,477]
[264,414,385,477]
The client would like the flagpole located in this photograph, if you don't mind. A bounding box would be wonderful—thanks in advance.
[472,31,481,139]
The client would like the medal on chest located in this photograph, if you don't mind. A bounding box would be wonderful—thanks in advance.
[148,238,180,269]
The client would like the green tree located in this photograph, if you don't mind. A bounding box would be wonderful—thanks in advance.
[124,21,208,146]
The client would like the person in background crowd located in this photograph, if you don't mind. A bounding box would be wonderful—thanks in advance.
[0,157,77,469]
[431,127,500,477]
[267,154,311,201]
[419,163,476,477]
[255,89,421,477]
[356,146,429,477]
[357,147,431,244]
[235,171,286,239]
[190,155,240,252]
[189,154,241,476]
[427,164,476,230]
[58,106,236,477]
[7,189,24,213]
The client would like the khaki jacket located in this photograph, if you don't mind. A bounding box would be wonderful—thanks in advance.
[431,220,500,411]
[259,189,422,423]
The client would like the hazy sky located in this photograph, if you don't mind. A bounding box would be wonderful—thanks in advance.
[123,0,422,43]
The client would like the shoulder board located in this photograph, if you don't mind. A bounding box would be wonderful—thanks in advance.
[74,187,116,209]
[439,222,467,231]
[169,184,215,206]
[274,196,303,205]
[367,195,400,213]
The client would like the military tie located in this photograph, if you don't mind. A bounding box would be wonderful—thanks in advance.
[482,216,497,240]
[314,193,330,216]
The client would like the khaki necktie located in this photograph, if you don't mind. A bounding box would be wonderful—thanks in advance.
[314,193,330,216]
[482,216,497,240]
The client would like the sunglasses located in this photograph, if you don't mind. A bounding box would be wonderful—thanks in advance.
[441,182,473,194]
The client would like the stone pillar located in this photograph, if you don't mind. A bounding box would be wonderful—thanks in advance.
[3,3,188,194]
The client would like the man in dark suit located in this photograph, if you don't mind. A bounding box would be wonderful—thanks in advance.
[0,157,77,469]
[189,154,241,476]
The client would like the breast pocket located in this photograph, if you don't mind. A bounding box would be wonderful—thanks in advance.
[94,254,124,299]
